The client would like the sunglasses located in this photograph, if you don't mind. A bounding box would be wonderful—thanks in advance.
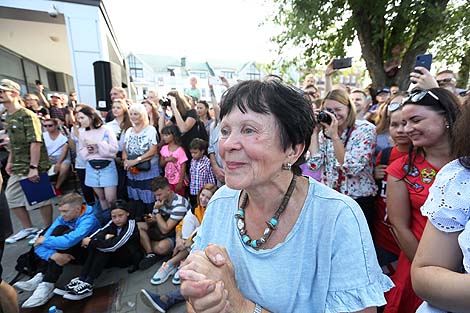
[437,78,455,85]
[388,101,402,112]
[43,124,55,128]
[404,90,439,104]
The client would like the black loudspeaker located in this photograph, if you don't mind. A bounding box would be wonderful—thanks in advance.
[93,61,122,111]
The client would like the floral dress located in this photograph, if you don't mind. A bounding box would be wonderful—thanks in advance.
[308,119,377,199]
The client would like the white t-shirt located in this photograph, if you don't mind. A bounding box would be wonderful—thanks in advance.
[107,119,127,152]
[43,131,68,159]
[418,159,470,313]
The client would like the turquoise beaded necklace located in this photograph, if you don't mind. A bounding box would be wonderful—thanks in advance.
[235,174,297,249]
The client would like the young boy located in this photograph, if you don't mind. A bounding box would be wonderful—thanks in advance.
[57,199,142,300]
[188,138,215,206]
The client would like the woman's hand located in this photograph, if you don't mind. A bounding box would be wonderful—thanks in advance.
[167,95,178,112]
[374,164,387,180]
[320,110,340,139]
[180,244,250,312]
[409,67,439,90]
[123,158,138,170]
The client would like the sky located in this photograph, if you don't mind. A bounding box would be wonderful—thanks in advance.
[104,0,281,63]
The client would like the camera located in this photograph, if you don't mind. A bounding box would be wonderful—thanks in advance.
[317,110,334,125]
[159,97,171,107]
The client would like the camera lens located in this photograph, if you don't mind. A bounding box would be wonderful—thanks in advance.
[317,111,332,125]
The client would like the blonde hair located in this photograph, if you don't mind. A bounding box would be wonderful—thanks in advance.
[59,193,84,209]
[322,89,356,128]
[129,103,149,127]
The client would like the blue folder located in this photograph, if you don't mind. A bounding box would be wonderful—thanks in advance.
[19,173,56,206]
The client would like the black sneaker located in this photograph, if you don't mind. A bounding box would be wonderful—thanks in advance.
[54,277,82,296]
[63,281,93,300]
[139,253,157,270]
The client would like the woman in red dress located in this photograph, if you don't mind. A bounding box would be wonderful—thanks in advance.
[384,88,461,312]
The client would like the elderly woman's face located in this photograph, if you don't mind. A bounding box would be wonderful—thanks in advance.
[219,107,288,190]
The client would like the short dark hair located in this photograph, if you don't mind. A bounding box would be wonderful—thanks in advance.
[161,125,182,145]
[150,176,170,191]
[219,78,315,175]
[110,199,128,212]
[189,138,208,152]
[77,105,103,129]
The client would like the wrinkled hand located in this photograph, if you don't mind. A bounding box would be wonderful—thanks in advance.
[51,253,75,266]
[409,67,438,90]
[374,164,387,180]
[180,244,249,312]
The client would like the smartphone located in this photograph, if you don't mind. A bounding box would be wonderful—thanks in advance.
[209,76,222,85]
[332,57,352,70]
[414,54,432,72]
[459,90,468,97]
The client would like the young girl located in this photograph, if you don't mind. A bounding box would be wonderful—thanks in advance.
[372,95,411,274]
[159,125,187,197]
[140,184,218,312]
[58,200,142,301]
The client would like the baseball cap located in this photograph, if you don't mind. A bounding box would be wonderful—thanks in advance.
[0,79,21,93]
[51,93,61,99]
[377,87,390,95]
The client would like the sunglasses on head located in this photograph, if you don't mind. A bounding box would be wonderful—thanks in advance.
[387,101,402,112]
[404,90,439,104]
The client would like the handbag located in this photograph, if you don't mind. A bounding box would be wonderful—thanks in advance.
[89,159,111,169]
[127,154,151,171]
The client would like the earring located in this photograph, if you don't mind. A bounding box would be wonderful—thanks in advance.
[282,162,292,171]
[446,124,450,129]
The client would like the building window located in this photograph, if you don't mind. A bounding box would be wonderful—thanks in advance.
[221,71,234,79]
[128,55,144,80]
[190,71,207,79]
[247,64,260,80]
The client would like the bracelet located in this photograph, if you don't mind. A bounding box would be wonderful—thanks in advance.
[254,303,262,313]
[152,208,160,214]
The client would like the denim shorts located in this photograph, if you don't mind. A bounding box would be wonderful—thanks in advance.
[85,160,118,188]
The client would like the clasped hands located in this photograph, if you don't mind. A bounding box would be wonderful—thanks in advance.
[180,244,250,313]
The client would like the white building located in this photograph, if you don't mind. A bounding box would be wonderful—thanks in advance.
[0,0,128,107]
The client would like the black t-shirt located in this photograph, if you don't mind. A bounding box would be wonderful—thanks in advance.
[172,109,208,160]
[29,107,49,120]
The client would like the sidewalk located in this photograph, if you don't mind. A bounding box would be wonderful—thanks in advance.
[2,197,186,313]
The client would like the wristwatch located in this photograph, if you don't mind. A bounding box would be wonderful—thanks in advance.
[29,165,38,170]
[137,156,142,162]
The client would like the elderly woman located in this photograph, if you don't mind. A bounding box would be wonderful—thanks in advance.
[177,79,392,312]
[122,103,160,216]
[308,89,377,228]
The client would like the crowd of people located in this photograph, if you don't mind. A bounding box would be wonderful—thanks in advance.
[0,61,468,312]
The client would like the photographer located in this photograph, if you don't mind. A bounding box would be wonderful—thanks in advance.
[158,91,208,163]
[308,89,377,229]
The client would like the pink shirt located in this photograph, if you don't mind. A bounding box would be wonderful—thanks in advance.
[79,125,118,161]
[160,145,188,185]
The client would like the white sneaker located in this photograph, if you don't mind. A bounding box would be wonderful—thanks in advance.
[5,227,38,244]
[21,282,54,308]
[150,262,177,285]
[13,272,44,292]
[172,269,181,285]
[28,229,43,246]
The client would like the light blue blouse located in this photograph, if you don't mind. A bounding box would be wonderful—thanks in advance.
[193,177,393,312]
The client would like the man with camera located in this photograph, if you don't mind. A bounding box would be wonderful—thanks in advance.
[0,79,53,244]
[137,177,190,270]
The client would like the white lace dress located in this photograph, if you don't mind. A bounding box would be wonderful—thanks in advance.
[417,159,470,313]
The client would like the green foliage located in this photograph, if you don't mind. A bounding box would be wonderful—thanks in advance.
[270,0,467,87]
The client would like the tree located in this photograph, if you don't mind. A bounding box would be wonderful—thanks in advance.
[270,0,469,90]
[430,3,470,88]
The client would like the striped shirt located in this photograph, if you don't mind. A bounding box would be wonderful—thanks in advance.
[161,193,190,221]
